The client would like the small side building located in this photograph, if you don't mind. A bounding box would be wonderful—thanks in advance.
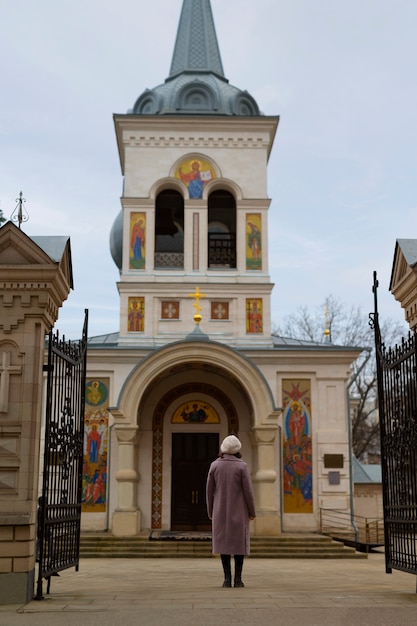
[353,457,382,520]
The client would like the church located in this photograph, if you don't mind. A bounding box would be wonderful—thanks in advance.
[81,0,362,538]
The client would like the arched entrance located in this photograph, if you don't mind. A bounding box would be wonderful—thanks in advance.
[111,339,279,536]
[150,379,240,531]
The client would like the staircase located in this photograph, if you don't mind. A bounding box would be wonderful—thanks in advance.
[79,533,367,559]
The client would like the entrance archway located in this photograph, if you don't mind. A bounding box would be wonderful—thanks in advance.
[111,339,278,536]
[151,381,239,530]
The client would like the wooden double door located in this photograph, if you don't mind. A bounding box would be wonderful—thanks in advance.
[171,433,219,531]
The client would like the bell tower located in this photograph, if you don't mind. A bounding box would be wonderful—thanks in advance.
[110,0,279,348]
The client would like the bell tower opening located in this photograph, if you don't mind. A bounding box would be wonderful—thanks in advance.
[154,189,184,269]
[208,190,236,268]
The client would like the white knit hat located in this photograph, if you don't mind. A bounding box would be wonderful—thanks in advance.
[220,435,242,455]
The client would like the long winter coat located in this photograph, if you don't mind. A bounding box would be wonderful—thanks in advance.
[206,454,256,555]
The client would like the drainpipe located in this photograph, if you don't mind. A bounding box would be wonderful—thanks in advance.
[347,347,372,543]
[105,423,114,532]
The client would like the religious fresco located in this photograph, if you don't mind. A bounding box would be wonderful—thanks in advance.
[161,301,179,319]
[246,213,262,270]
[282,380,313,514]
[130,212,146,269]
[128,297,145,332]
[246,298,263,333]
[82,379,109,513]
[211,301,229,320]
[175,158,216,199]
[172,401,220,424]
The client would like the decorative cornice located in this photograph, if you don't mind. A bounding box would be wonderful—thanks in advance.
[123,134,271,150]
[0,279,69,334]
[114,115,279,171]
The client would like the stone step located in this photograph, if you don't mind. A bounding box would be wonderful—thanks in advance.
[79,534,367,559]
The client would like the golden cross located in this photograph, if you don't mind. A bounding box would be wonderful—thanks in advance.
[323,306,330,339]
[188,286,207,324]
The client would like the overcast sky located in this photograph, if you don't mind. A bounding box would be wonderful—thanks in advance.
[1,0,415,339]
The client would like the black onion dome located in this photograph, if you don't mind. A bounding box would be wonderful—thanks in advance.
[110,210,123,270]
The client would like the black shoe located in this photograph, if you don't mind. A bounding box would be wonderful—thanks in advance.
[234,580,245,587]
[221,555,232,588]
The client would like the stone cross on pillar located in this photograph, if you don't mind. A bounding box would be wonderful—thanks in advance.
[0,351,22,413]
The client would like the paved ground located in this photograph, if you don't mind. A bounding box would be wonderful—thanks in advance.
[1,551,417,626]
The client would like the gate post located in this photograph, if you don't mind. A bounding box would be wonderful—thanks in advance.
[0,223,73,604]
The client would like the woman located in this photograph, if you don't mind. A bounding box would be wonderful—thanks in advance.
[206,434,256,588]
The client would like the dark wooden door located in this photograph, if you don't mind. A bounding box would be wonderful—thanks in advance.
[171,433,219,531]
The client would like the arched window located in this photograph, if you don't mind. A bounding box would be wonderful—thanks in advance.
[176,83,219,113]
[208,191,236,268]
[154,190,184,269]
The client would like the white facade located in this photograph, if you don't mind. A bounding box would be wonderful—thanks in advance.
[114,116,276,349]
[81,114,361,537]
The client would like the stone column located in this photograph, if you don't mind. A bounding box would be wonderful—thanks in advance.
[112,425,140,536]
[0,222,72,604]
[250,424,281,535]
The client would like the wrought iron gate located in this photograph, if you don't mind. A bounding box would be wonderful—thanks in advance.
[36,310,88,599]
[371,273,417,576]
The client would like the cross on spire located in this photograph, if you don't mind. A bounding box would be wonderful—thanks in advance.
[11,192,29,229]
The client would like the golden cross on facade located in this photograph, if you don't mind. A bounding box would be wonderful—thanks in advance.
[188,286,207,325]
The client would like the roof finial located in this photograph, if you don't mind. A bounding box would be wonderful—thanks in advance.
[323,306,331,343]
[11,192,29,229]
[189,286,207,325]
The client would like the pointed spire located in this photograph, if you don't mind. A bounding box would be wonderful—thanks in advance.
[169,0,225,79]
[130,0,260,116]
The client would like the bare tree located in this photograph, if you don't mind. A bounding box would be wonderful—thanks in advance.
[273,295,406,461]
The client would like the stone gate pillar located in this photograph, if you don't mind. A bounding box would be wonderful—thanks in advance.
[0,222,73,604]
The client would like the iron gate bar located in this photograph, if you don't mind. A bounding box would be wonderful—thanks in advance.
[371,272,417,577]
[36,310,88,600]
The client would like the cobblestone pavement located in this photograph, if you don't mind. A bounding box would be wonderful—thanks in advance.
[1,553,417,626]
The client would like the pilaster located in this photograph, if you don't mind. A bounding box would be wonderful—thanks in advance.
[250,424,280,535]
[112,425,140,536]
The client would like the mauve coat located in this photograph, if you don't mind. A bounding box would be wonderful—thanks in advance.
[206,454,256,555]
